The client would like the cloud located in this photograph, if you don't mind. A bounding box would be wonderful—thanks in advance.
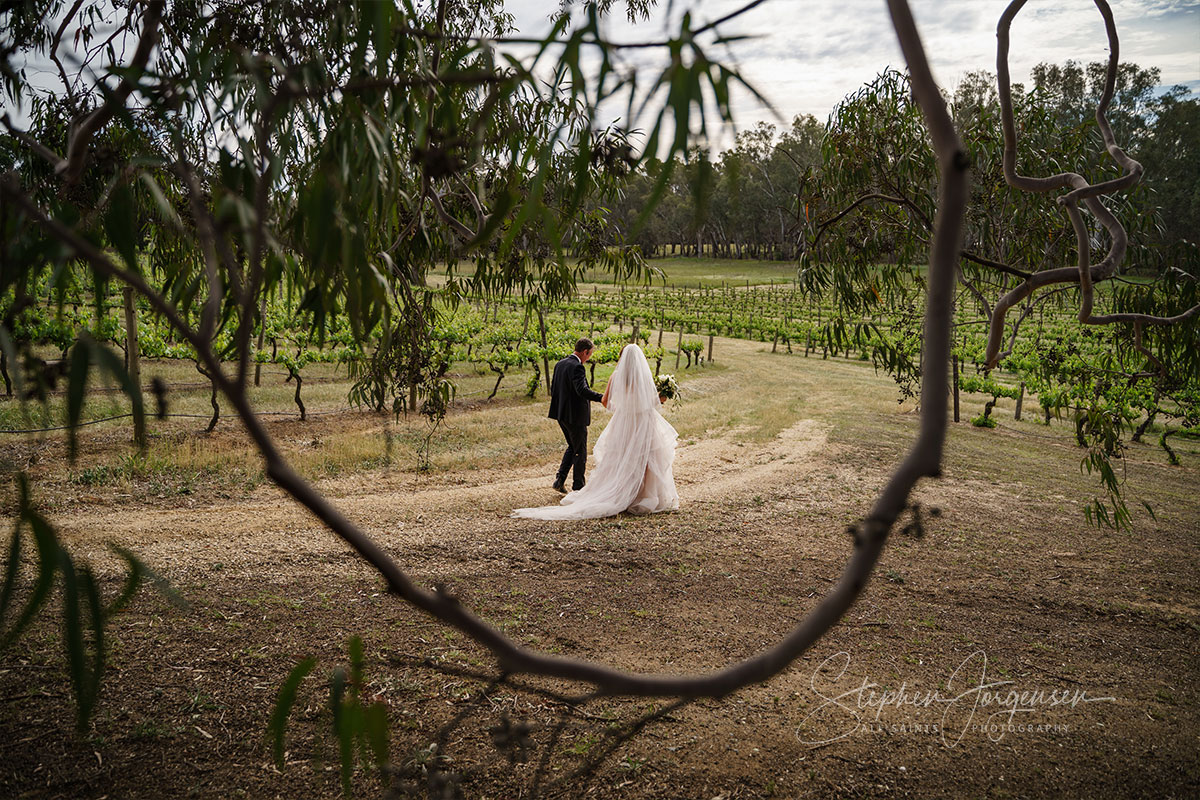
[502,0,1198,150]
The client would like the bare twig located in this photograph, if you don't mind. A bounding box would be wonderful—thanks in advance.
[955,262,993,320]
[49,0,88,99]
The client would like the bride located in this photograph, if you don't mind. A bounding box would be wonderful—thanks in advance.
[513,343,678,519]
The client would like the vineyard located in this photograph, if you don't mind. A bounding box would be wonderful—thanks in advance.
[8,260,1196,462]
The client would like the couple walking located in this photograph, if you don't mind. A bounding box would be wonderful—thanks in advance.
[513,338,678,520]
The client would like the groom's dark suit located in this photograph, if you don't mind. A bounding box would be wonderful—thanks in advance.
[548,353,603,490]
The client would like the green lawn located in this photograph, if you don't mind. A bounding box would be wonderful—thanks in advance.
[583,256,802,289]
[428,256,802,291]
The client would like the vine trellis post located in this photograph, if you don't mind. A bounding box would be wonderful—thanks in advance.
[121,286,145,447]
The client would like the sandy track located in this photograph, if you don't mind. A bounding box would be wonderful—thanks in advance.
[52,415,831,577]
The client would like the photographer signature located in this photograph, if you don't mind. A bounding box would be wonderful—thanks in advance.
[795,650,1115,747]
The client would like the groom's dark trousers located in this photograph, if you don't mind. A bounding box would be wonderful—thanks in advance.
[548,354,603,490]
[556,421,589,491]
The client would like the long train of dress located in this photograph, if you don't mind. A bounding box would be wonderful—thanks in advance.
[513,406,678,520]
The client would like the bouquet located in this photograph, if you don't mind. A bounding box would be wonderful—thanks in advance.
[654,373,679,402]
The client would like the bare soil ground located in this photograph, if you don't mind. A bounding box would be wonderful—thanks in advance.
[2,338,1198,799]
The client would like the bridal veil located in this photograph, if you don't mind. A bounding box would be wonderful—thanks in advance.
[513,344,678,520]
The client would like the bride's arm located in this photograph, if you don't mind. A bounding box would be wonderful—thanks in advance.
[601,381,611,408]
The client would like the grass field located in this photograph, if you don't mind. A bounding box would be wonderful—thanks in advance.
[584,256,803,289]
[427,255,804,291]
[430,253,1158,294]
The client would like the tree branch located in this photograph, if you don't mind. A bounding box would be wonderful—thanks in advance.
[984,0,1152,369]
[49,0,88,99]
[1131,321,1164,378]
[811,192,928,251]
[454,173,488,232]
[1,114,65,169]
[959,249,1030,280]
[1082,305,1200,328]
[996,292,1039,364]
[59,0,164,186]
[813,191,1025,284]
[988,0,1156,369]
[427,188,478,242]
[955,262,992,320]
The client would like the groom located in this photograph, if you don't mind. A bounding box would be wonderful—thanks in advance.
[548,338,604,493]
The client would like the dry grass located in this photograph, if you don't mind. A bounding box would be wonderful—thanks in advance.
[4,336,1195,515]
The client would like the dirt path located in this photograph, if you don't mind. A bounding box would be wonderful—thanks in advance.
[51,413,832,595]
[50,336,839,574]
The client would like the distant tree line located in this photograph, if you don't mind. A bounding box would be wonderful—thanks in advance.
[599,60,1197,265]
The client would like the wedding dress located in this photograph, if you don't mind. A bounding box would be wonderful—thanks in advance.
[513,344,679,520]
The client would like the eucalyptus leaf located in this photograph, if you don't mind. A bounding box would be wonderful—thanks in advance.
[268,656,317,769]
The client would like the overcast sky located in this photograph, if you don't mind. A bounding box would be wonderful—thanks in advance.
[5,0,1195,152]
[505,0,1200,145]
